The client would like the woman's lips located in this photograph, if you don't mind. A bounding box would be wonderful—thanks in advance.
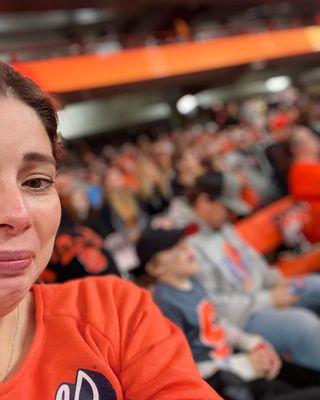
[0,250,34,275]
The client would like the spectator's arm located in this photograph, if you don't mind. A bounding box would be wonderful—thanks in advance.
[221,319,266,350]
[197,259,256,326]
[198,354,257,382]
[233,226,282,287]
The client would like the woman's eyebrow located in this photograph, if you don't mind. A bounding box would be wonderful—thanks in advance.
[23,152,56,168]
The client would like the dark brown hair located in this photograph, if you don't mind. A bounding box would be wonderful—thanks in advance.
[0,61,60,160]
[186,171,223,205]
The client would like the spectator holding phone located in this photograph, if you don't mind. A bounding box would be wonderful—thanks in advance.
[167,171,320,371]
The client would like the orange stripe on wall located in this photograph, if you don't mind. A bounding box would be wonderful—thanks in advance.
[12,26,320,94]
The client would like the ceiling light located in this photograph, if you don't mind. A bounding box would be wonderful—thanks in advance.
[176,94,198,115]
[265,76,291,92]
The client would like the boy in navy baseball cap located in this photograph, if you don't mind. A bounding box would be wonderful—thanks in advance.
[135,226,295,400]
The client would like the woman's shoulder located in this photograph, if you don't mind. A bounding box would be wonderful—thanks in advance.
[35,276,150,330]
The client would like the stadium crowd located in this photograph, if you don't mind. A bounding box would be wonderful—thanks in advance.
[44,88,320,399]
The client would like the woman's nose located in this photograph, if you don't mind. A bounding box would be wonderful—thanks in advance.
[0,186,32,236]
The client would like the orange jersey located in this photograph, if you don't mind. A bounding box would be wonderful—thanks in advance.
[289,162,320,200]
[0,276,220,399]
[289,162,320,242]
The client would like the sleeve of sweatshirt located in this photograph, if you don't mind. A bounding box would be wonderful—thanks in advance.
[233,226,282,288]
[251,289,273,311]
[211,320,264,382]
[197,256,275,325]
[197,258,256,326]
[221,354,257,381]
[198,354,257,382]
[221,319,265,350]
[246,246,281,288]
[198,319,263,382]
[226,226,281,310]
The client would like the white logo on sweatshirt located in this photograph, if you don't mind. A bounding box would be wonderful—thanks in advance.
[55,369,117,400]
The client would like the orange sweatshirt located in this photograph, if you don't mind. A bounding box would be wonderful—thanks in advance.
[0,276,220,399]
[289,162,320,243]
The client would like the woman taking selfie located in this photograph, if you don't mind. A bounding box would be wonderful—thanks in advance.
[0,62,217,399]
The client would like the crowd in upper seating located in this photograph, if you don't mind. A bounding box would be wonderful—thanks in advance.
[11,6,320,62]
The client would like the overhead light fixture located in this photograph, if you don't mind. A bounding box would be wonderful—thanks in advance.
[176,94,198,115]
[265,76,292,92]
[72,8,115,25]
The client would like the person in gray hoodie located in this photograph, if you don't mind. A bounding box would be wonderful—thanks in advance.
[167,171,320,372]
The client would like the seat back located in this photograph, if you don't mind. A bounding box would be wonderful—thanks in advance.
[235,197,295,254]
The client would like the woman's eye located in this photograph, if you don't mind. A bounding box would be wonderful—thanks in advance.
[23,178,54,191]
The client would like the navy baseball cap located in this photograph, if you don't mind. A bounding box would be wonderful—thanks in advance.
[135,226,186,274]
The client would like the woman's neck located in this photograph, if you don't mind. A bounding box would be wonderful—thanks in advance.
[0,292,35,382]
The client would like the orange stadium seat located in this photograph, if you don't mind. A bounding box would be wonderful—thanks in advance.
[236,197,320,277]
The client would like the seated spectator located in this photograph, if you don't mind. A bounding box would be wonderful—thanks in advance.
[167,171,320,371]
[43,183,120,283]
[90,168,149,273]
[86,169,104,211]
[265,118,293,195]
[169,171,253,224]
[224,127,278,206]
[151,137,175,188]
[136,154,171,215]
[58,179,107,236]
[136,226,320,400]
[288,126,320,243]
[171,151,205,197]
[98,167,148,241]
[114,150,140,194]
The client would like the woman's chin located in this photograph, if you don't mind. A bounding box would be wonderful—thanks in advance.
[0,274,33,317]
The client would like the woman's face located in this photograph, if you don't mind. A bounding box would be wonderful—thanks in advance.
[0,98,61,316]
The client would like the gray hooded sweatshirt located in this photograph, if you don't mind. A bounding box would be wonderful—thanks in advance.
[168,198,281,327]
